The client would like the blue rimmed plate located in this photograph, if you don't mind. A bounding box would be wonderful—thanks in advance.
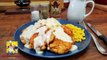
[14,19,91,58]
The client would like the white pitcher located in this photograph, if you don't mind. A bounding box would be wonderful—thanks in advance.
[67,0,95,23]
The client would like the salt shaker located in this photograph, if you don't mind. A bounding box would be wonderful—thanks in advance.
[31,10,40,21]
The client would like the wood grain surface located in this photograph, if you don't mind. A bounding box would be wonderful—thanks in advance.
[0,0,48,2]
[0,6,107,60]
[0,1,49,6]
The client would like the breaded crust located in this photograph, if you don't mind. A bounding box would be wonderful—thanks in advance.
[29,33,38,49]
[20,36,26,44]
[20,25,74,54]
[62,25,73,37]
[49,26,74,54]
[29,33,47,50]
[62,25,75,42]
[49,38,72,54]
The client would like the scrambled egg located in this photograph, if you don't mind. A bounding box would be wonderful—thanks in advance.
[65,24,86,42]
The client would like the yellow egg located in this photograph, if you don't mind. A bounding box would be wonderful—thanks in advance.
[65,24,86,42]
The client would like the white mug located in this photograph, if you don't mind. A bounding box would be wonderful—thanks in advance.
[67,0,95,23]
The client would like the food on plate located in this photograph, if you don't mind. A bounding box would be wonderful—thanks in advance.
[20,18,85,54]
[65,24,86,42]
[49,26,74,54]
[49,38,72,54]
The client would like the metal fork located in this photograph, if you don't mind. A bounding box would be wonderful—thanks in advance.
[80,21,107,55]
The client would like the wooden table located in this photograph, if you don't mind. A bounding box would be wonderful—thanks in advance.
[0,6,107,60]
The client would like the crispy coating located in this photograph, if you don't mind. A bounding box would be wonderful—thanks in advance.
[62,25,75,42]
[20,25,74,54]
[20,36,26,44]
[62,25,73,37]
[29,33,47,50]
[20,29,28,44]
[49,38,72,54]
[49,26,74,54]
[48,34,55,43]
[29,33,38,49]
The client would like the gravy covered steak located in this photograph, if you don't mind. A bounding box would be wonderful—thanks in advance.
[20,18,85,54]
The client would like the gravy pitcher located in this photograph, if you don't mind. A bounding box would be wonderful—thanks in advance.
[67,0,95,23]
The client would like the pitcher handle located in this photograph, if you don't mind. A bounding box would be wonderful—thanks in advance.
[85,1,95,17]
